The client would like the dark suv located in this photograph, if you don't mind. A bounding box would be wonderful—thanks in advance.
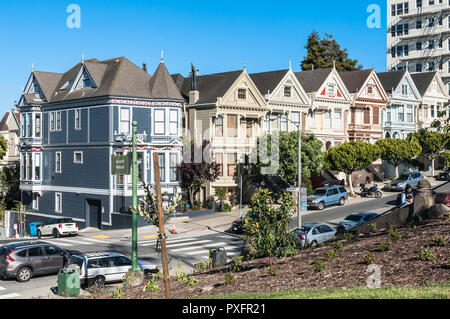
[0,241,70,282]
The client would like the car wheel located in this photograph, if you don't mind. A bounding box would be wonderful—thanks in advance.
[339,197,345,206]
[317,202,325,210]
[91,276,105,287]
[16,267,32,282]
[374,191,382,198]
[52,229,60,238]
[36,230,42,239]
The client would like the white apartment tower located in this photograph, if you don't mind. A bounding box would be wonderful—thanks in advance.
[387,0,450,94]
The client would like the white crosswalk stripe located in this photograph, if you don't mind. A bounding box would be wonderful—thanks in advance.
[139,237,201,247]
[0,293,21,299]
[80,237,119,244]
[185,245,241,256]
[166,240,212,248]
[0,286,5,291]
[170,242,227,253]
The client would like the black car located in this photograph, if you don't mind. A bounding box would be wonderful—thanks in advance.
[436,167,450,181]
[230,212,257,234]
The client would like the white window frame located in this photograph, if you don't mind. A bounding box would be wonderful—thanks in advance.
[154,109,166,135]
[34,113,41,138]
[310,112,317,129]
[55,193,62,213]
[169,109,178,135]
[284,86,292,98]
[169,152,179,182]
[333,109,342,128]
[55,152,62,173]
[323,111,331,129]
[50,112,55,131]
[119,107,131,134]
[32,193,39,211]
[73,151,83,164]
[74,109,81,130]
[34,152,41,181]
[27,153,32,181]
[56,111,61,131]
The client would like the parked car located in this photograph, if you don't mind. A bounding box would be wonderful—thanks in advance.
[68,252,158,287]
[388,172,423,191]
[307,186,348,210]
[293,224,336,247]
[0,241,71,282]
[435,192,450,207]
[436,167,450,181]
[230,211,257,234]
[37,218,78,239]
[339,212,379,231]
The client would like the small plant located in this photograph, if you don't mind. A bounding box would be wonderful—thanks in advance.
[333,240,343,250]
[89,284,107,299]
[388,228,403,241]
[175,259,187,281]
[430,235,446,246]
[326,249,337,260]
[143,274,160,292]
[194,257,212,273]
[222,203,232,212]
[419,248,435,261]
[313,259,325,272]
[379,240,393,251]
[186,275,198,286]
[230,255,243,272]
[370,223,377,232]
[224,272,235,285]
[112,287,124,298]
[343,232,354,241]
[364,253,377,265]
[267,266,277,276]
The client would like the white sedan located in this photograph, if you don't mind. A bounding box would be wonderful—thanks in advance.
[37,218,79,238]
[293,223,337,247]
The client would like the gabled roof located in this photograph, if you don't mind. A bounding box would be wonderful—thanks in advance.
[410,71,438,96]
[176,70,243,104]
[148,62,184,100]
[376,70,407,93]
[338,69,373,93]
[32,71,63,101]
[0,112,9,131]
[249,69,289,95]
[294,68,333,93]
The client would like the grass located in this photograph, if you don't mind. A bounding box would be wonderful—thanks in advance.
[198,284,450,299]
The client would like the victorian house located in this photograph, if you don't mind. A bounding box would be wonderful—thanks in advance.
[410,71,449,130]
[18,57,184,229]
[294,67,352,150]
[0,109,20,167]
[377,70,422,139]
[174,66,268,204]
[339,69,389,143]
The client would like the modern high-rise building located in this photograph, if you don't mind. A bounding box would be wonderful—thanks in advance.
[387,0,450,94]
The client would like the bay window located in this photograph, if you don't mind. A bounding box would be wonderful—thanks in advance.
[169,109,178,135]
[227,115,237,137]
[170,153,179,182]
[120,108,131,134]
[154,109,165,135]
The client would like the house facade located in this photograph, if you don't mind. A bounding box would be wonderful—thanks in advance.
[18,57,184,229]
[0,109,20,166]
[378,70,422,139]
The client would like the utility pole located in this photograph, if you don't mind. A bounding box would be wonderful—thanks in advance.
[297,116,302,231]
[131,121,140,272]
[153,152,172,299]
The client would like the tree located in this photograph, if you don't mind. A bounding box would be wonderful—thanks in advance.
[179,140,220,207]
[0,162,20,210]
[254,131,324,186]
[375,138,422,177]
[324,141,381,194]
[0,136,7,160]
[301,31,363,71]
[407,129,450,176]
[243,189,298,266]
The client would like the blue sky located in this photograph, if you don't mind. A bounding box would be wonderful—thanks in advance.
[0,0,387,115]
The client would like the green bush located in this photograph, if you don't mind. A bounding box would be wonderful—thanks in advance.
[379,240,393,251]
[370,223,377,232]
[224,272,235,286]
[267,266,277,277]
[112,287,124,298]
[194,257,212,273]
[364,253,377,265]
[388,229,403,241]
[430,236,446,246]
[313,260,325,272]
[143,275,160,292]
[333,241,343,250]
[222,203,232,212]
[230,255,243,272]
[343,232,354,241]
[186,275,198,286]
[419,248,435,261]
[326,250,337,260]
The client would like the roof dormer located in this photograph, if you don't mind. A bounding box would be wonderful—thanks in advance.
[70,65,96,92]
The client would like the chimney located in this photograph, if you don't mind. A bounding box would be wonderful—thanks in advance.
[142,63,147,73]
[189,63,199,104]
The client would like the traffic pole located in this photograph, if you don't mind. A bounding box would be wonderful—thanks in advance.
[131,121,140,272]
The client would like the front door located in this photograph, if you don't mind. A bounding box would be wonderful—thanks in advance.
[86,199,102,229]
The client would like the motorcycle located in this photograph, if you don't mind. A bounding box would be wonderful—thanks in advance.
[359,184,382,198]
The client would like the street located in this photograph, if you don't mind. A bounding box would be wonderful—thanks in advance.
[0,181,448,299]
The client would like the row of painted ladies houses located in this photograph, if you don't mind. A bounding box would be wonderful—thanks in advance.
[17,56,449,229]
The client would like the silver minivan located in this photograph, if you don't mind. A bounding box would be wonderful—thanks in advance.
[0,241,69,282]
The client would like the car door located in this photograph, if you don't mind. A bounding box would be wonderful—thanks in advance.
[102,257,123,282]
[113,256,133,280]
[319,225,335,243]
[311,227,320,243]
[43,245,65,273]
[87,258,107,282]
[332,188,340,204]
[325,190,334,206]
[26,246,45,275]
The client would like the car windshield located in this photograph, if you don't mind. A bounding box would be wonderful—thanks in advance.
[299,226,311,233]
[396,174,409,181]
[344,215,363,221]
[312,189,327,196]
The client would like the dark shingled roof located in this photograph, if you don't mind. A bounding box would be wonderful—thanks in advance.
[294,68,333,93]
[339,69,373,93]
[176,70,243,104]
[249,69,289,95]
[33,71,63,101]
[410,71,437,96]
[376,70,407,93]
[0,112,9,131]
[148,62,184,100]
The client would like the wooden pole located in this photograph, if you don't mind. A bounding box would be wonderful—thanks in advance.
[153,152,172,299]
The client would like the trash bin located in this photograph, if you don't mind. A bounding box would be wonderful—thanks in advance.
[57,266,80,297]
[28,222,41,237]
[209,247,227,267]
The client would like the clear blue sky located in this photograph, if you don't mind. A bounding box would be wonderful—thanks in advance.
[0,0,387,114]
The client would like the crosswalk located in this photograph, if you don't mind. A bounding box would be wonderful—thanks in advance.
[0,286,20,299]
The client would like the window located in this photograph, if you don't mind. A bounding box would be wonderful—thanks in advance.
[363,108,371,124]
[429,17,435,27]
[429,0,434,4]
[327,84,336,96]
[397,3,403,15]
[216,153,223,176]
[280,114,288,131]
[120,108,131,134]
[404,2,409,14]
[367,86,373,94]
[391,47,396,58]
[44,246,62,256]
[404,23,409,35]
[397,24,403,36]
[34,153,40,180]
[407,105,413,122]
[74,109,81,130]
[116,151,124,185]
[373,107,380,124]
[416,20,422,29]
[404,44,409,56]
[391,4,396,16]
[387,108,392,122]
[35,113,41,138]
[27,113,32,137]
[334,109,342,128]
[431,105,435,117]
[27,153,32,180]
[28,247,43,257]
[170,153,179,182]
[397,45,403,57]
[158,153,165,182]
[310,111,316,128]
[81,70,94,88]
[169,110,178,135]
[246,119,253,137]
[56,111,61,131]
[137,152,144,182]
[284,86,292,97]
[227,115,237,137]
[56,152,61,173]
[428,61,435,71]
[32,193,39,210]
[291,112,300,130]
[417,0,422,7]
[439,38,443,48]
[74,151,83,164]
[227,153,237,176]
[88,258,106,269]
[50,112,55,131]
[323,111,331,128]
[402,84,408,95]
[55,193,62,212]
[237,89,246,100]
[215,115,223,137]
[154,109,165,135]
[399,105,405,122]
[114,256,132,266]
[20,153,25,180]
[391,26,396,38]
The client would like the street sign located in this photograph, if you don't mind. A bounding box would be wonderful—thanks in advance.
[111,154,130,175]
